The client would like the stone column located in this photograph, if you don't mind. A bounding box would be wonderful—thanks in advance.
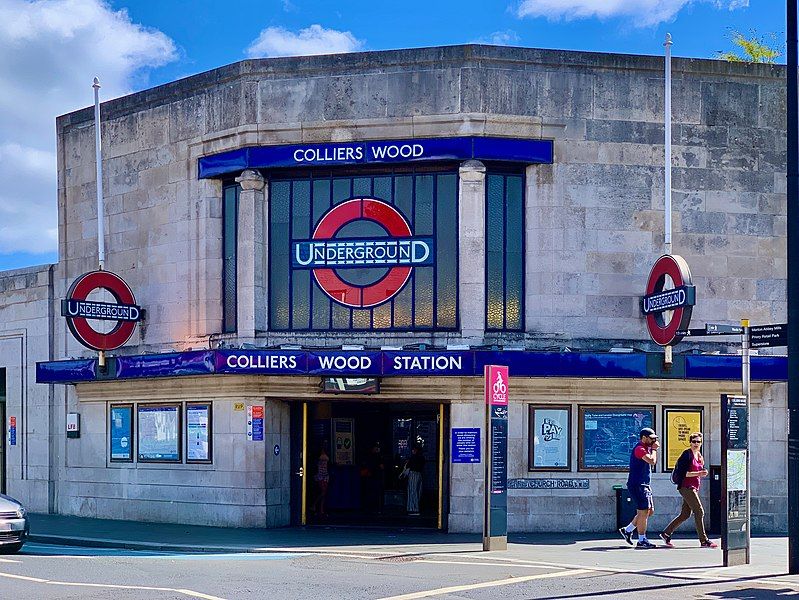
[458,160,486,344]
[234,170,267,340]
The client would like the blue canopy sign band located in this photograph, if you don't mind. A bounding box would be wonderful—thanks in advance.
[641,254,695,346]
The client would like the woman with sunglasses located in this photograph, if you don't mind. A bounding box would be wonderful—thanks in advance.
[660,433,718,548]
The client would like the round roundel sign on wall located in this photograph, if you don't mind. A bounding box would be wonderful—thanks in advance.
[641,254,696,346]
[292,198,433,308]
[60,270,143,351]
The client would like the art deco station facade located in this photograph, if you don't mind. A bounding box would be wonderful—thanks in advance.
[0,45,787,533]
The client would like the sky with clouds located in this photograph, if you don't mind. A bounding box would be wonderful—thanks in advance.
[0,0,784,270]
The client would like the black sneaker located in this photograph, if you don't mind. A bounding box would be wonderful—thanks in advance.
[618,527,634,546]
[659,532,673,547]
[635,539,657,549]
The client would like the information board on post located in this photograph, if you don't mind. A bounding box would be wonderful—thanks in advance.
[484,365,509,551]
[722,394,750,566]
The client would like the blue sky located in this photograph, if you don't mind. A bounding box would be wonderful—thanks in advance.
[0,0,786,270]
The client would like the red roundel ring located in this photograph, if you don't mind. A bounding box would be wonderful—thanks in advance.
[66,271,138,351]
[645,254,694,346]
[312,198,413,308]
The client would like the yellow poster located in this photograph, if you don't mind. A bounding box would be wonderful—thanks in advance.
[666,410,702,470]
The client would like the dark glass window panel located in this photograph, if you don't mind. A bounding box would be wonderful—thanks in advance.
[505,175,524,330]
[394,176,414,227]
[352,308,371,329]
[312,178,332,225]
[505,251,523,330]
[414,175,434,236]
[373,177,393,203]
[486,252,504,329]
[486,175,505,252]
[485,173,525,331]
[353,177,372,196]
[332,302,350,329]
[312,281,331,329]
[270,181,291,330]
[391,282,413,329]
[292,180,311,239]
[291,269,311,329]
[372,301,392,329]
[435,174,458,328]
[413,267,434,328]
[222,184,238,333]
[332,178,351,204]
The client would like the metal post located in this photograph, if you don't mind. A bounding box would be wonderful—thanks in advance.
[742,319,752,563]
[664,33,673,256]
[93,77,105,270]
[788,0,799,574]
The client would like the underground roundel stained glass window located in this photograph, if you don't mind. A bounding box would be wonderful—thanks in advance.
[269,170,459,331]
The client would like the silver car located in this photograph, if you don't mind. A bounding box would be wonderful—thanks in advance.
[0,494,28,553]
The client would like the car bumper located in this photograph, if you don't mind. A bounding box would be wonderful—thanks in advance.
[0,517,29,545]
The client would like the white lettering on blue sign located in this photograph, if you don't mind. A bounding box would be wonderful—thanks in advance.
[369,144,424,160]
[392,355,462,371]
[226,354,298,370]
[318,355,373,370]
[293,238,432,268]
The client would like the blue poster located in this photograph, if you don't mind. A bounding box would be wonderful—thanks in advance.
[452,428,481,463]
[138,405,180,461]
[110,405,132,461]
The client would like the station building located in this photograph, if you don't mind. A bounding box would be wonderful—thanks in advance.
[0,45,788,533]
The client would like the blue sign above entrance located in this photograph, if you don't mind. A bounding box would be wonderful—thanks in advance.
[198,136,554,178]
[35,349,788,384]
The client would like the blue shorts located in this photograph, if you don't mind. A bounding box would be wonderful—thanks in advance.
[628,484,653,511]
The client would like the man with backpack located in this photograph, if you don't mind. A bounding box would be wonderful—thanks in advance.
[659,432,718,548]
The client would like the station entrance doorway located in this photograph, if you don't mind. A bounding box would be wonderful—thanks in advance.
[291,401,447,529]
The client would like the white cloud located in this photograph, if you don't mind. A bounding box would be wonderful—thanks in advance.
[516,0,749,27]
[473,30,521,46]
[246,24,364,58]
[0,0,176,257]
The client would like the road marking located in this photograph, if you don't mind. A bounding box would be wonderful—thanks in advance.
[430,552,625,573]
[0,558,20,563]
[0,570,227,600]
[415,559,552,569]
[375,568,594,600]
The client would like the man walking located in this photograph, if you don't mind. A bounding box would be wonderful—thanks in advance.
[618,427,659,549]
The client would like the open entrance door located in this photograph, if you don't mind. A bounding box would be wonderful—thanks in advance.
[294,401,447,529]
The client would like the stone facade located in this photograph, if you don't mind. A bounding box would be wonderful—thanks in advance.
[0,45,786,531]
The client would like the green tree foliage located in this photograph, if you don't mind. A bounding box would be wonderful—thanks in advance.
[717,30,781,63]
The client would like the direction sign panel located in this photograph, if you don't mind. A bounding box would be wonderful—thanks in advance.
[749,323,787,348]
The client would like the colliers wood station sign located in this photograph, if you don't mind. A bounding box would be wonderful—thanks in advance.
[61,270,144,352]
[641,254,695,346]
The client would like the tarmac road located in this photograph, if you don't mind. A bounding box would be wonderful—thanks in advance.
[0,538,797,600]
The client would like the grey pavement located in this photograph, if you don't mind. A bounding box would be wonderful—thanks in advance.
[27,513,790,578]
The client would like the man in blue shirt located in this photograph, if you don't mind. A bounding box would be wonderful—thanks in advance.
[618,427,660,549]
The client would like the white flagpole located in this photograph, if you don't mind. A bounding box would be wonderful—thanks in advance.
[93,77,105,270]
[664,34,673,256]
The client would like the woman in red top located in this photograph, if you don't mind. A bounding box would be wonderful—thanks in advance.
[660,433,718,548]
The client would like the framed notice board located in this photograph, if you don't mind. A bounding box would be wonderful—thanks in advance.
[578,406,654,471]
[663,407,703,471]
